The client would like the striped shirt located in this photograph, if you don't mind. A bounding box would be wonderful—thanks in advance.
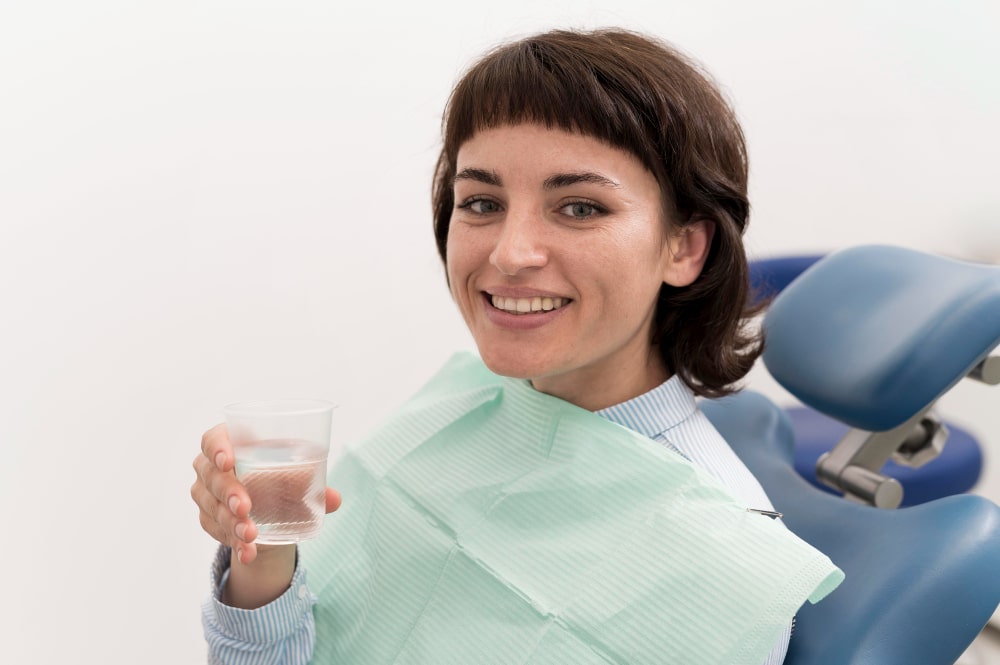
[203,375,789,664]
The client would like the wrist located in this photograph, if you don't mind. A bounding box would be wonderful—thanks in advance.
[222,544,297,609]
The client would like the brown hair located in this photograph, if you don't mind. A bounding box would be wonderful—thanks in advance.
[431,28,763,397]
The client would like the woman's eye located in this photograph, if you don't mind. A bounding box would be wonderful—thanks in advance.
[560,201,601,219]
[473,199,501,214]
[457,198,501,214]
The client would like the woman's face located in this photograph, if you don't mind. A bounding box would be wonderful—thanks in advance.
[446,123,708,410]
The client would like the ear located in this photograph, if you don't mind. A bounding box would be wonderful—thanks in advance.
[661,218,715,287]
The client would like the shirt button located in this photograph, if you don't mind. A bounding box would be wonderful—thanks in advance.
[298,585,309,600]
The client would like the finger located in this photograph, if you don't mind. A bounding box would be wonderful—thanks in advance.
[198,507,229,545]
[225,515,259,549]
[193,453,252,519]
[325,488,342,514]
[192,481,233,545]
[235,541,259,565]
[191,478,257,546]
[190,479,232,534]
[201,423,233,472]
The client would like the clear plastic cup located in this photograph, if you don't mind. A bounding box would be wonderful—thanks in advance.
[223,399,336,544]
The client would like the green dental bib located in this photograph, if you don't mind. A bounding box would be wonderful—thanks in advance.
[303,353,843,664]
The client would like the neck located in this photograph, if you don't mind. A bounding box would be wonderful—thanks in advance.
[530,351,670,411]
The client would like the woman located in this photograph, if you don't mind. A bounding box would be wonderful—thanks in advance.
[192,28,842,664]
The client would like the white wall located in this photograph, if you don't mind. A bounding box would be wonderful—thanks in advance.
[1,1,997,662]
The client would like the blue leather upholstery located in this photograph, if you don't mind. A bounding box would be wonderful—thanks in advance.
[703,392,1000,665]
[749,254,824,305]
[762,245,1000,432]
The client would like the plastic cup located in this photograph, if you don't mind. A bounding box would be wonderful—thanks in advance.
[223,399,336,544]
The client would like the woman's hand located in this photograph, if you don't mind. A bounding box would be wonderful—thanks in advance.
[191,423,342,607]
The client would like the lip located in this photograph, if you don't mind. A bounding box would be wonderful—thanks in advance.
[483,286,569,299]
[480,291,571,330]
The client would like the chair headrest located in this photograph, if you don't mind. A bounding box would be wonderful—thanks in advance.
[749,254,825,304]
[762,245,1000,431]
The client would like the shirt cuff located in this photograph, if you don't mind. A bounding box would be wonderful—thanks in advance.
[204,545,317,644]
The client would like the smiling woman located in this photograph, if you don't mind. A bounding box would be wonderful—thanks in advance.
[447,124,709,411]
[433,29,764,402]
[192,27,843,665]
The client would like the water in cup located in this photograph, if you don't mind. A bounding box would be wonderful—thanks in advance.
[235,438,327,544]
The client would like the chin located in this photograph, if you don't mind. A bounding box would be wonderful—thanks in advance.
[476,346,552,381]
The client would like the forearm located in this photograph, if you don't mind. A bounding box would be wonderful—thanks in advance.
[203,545,318,665]
[223,544,297,609]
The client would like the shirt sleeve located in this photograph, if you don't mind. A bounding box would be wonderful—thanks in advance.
[761,621,791,665]
[201,546,318,665]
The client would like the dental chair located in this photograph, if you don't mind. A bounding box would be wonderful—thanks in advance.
[749,253,985,504]
[749,253,826,301]
[704,245,1000,664]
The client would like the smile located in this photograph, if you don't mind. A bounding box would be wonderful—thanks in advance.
[489,294,570,315]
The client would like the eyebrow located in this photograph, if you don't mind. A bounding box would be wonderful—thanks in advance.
[453,168,502,186]
[543,172,621,189]
[452,169,620,190]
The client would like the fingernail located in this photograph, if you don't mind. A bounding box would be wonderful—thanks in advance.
[214,452,226,470]
[235,522,247,541]
[236,546,244,564]
[228,496,240,513]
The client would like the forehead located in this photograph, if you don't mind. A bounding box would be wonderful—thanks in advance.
[455,124,654,186]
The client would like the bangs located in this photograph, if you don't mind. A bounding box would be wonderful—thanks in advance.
[442,36,657,173]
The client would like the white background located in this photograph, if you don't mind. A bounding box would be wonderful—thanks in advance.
[1,1,998,662]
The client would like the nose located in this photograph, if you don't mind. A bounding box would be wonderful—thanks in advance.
[489,209,548,276]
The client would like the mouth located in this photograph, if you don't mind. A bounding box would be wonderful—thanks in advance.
[486,293,572,315]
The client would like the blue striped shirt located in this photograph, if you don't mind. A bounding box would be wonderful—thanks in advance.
[203,376,789,664]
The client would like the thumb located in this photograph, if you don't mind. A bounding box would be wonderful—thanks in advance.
[325,487,342,514]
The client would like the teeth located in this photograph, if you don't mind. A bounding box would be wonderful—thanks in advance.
[490,295,567,314]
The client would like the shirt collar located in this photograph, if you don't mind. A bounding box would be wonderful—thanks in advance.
[595,374,698,440]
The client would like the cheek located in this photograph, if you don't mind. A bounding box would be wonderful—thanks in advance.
[596,239,668,308]
[602,229,667,280]
[445,254,461,300]
[444,229,473,297]
[626,227,670,282]
[446,225,489,272]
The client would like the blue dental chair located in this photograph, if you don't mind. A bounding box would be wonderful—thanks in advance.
[749,253,985,505]
[704,245,1000,665]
